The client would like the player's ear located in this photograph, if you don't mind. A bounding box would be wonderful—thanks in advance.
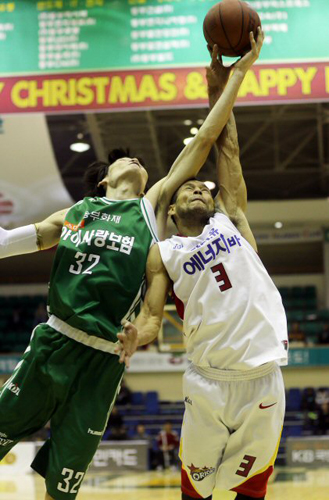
[168,204,176,217]
[97,178,108,189]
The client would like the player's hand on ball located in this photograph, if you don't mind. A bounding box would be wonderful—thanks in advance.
[206,44,231,94]
[234,27,264,73]
[116,320,139,368]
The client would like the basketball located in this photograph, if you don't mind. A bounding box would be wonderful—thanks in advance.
[203,0,261,57]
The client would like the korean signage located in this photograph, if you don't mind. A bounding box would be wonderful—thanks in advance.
[0,0,328,112]
[286,437,329,468]
[89,441,148,472]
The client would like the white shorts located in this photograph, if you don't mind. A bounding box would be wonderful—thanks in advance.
[180,362,285,499]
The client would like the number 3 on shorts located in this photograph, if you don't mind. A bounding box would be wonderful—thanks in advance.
[57,468,85,493]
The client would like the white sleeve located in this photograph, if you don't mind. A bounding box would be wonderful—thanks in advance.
[0,225,39,259]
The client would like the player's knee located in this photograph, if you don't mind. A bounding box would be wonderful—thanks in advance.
[182,494,212,500]
[235,494,265,500]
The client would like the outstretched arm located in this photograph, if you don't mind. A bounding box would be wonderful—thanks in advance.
[0,208,67,259]
[147,29,264,238]
[207,46,258,251]
[116,244,171,365]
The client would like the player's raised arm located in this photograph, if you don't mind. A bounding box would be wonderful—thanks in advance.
[206,44,258,251]
[0,208,67,259]
[117,243,171,364]
[152,28,264,238]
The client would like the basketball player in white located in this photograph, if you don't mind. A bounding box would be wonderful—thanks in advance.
[118,29,287,500]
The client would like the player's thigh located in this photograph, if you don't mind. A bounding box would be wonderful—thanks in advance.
[217,366,285,497]
[181,366,230,498]
[44,350,124,500]
[0,326,56,452]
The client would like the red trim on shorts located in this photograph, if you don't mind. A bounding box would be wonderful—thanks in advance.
[231,465,274,498]
[181,467,203,498]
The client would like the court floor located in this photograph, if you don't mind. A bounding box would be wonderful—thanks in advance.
[0,468,329,500]
[1,468,329,500]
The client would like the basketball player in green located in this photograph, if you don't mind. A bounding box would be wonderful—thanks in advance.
[0,38,257,500]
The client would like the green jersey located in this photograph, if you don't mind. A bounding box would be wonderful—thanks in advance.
[48,196,158,342]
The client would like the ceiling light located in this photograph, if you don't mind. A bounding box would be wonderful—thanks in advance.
[204,181,216,190]
[197,119,204,125]
[190,127,198,135]
[70,142,90,153]
[183,137,194,145]
[274,221,283,229]
[183,119,192,126]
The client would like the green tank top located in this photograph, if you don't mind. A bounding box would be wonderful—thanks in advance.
[48,196,158,342]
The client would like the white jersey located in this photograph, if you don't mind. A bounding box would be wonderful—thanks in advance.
[158,212,288,370]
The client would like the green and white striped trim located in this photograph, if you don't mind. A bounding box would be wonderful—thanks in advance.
[140,197,159,244]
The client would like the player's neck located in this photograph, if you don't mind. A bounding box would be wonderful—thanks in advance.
[177,220,206,237]
[105,181,141,201]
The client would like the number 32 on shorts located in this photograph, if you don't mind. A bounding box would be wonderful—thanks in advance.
[57,468,85,494]
[211,263,232,292]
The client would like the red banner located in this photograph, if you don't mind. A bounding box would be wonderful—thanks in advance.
[0,62,328,114]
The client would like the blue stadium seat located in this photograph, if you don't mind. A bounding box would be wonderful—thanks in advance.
[145,391,159,415]
[286,388,302,411]
[131,391,144,406]
[288,425,303,437]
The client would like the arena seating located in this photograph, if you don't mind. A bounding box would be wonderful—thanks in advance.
[0,287,329,353]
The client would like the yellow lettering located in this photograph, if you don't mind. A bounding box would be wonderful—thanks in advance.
[0,82,4,96]
[68,79,78,104]
[137,75,159,102]
[259,69,278,96]
[184,72,207,100]
[295,67,318,95]
[159,72,177,101]
[109,76,138,104]
[238,70,262,97]
[11,81,30,108]
[92,77,109,104]
[26,81,49,107]
[77,78,94,106]
[49,80,70,106]
[276,69,297,96]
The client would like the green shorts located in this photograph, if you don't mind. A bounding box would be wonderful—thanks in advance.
[0,323,124,499]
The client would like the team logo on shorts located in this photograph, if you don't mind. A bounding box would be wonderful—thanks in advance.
[187,463,215,481]
[7,382,20,396]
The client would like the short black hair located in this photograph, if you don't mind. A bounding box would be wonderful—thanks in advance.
[83,160,109,197]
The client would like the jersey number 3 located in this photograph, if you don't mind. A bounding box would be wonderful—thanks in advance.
[211,263,232,292]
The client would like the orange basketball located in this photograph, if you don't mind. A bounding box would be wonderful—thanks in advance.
[203,0,261,57]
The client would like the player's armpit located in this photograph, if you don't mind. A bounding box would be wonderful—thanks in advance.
[158,133,213,207]
[144,178,166,212]
[35,208,68,250]
[134,244,171,346]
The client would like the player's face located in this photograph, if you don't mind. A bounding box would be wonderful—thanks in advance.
[173,180,215,218]
[108,157,148,192]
